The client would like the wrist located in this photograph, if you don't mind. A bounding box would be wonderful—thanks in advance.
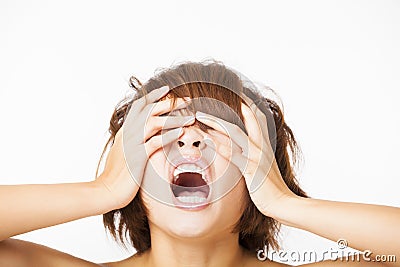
[92,170,138,211]
[268,194,307,227]
[87,179,119,214]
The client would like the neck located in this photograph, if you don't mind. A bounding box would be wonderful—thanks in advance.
[143,224,245,267]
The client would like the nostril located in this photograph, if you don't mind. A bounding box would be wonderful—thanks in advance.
[193,141,201,148]
[177,141,185,147]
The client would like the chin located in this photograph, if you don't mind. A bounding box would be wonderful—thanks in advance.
[144,195,217,237]
[144,186,245,240]
[165,214,215,238]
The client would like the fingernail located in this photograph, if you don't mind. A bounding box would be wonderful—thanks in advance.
[175,127,184,135]
[160,85,170,92]
[184,116,195,124]
[196,111,207,118]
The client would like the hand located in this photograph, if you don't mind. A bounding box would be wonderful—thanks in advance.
[95,86,195,209]
[196,102,295,218]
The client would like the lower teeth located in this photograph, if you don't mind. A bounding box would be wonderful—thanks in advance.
[176,196,206,203]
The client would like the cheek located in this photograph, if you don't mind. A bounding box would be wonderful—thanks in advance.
[221,178,248,215]
[214,155,242,179]
[211,140,242,176]
[147,149,168,181]
[212,153,243,200]
[148,148,165,164]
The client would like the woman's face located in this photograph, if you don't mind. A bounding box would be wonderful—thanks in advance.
[141,121,248,239]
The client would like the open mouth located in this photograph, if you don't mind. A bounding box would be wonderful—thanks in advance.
[170,163,211,207]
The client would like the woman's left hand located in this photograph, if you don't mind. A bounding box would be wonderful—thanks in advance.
[196,102,296,218]
[198,102,400,261]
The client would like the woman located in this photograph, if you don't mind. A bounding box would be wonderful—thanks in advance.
[0,60,399,266]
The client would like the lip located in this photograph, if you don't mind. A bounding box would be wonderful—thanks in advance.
[168,156,213,210]
[171,197,211,210]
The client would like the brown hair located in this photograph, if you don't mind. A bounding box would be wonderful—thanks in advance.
[98,60,307,255]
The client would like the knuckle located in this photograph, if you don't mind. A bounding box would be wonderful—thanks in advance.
[147,137,159,149]
[219,145,230,156]
[155,117,167,128]
[135,96,146,107]
[147,117,162,129]
[233,124,242,134]
[142,104,153,116]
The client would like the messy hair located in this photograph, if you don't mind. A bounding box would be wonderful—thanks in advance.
[97,60,307,255]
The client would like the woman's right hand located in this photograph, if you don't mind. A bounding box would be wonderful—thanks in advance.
[95,86,195,210]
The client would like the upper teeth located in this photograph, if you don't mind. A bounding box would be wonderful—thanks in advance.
[173,163,207,182]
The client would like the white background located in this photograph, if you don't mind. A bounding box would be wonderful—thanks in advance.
[1,0,399,265]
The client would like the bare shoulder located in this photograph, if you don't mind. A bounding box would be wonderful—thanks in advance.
[0,238,102,267]
[300,259,387,266]
[242,249,386,267]
[100,252,145,267]
[248,259,291,266]
[102,250,289,267]
[249,259,386,267]
[242,249,291,267]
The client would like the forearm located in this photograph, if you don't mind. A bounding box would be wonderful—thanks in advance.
[0,180,113,241]
[275,196,400,259]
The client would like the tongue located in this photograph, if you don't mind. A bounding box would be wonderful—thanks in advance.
[175,172,207,187]
[171,172,209,198]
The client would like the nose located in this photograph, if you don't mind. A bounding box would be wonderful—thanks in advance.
[176,126,206,157]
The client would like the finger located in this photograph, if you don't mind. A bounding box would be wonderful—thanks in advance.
[144,127,184,156]
[154,116,195,130]
[195,111,249,148]
[134,85,170,111]
[242,98,273,142]
[144,116,195,140]
[197,112,263,158]
[206,126,267,191]
[247,100,270,136]
[240,93,255,108]
[255,108,271,141]
[241,103,263,145]
[240,105,265,183]
[243,103,274,157]
[206,137,257,177]
[208,130,260,163]
[146,97,189,116]
[207,129,243,155]
[242,105,270,165]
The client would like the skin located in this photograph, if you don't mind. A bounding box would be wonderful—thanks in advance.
[0,85,399,266]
